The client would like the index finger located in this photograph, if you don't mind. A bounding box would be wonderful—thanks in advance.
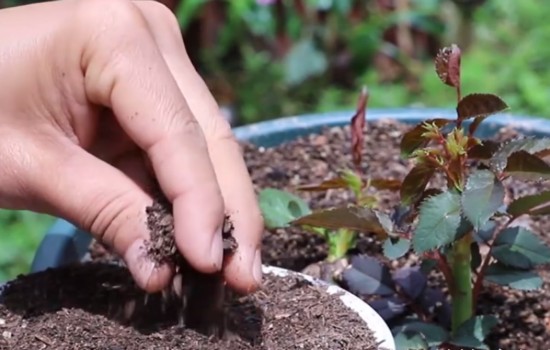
[80,0,225,273]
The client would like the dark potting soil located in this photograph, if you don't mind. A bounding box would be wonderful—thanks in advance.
[0,262,380,350]
[87,119,550,349]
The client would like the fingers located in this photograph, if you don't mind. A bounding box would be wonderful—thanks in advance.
[77,0,225,274]
[133,1,264,293]
[33,138,172,293]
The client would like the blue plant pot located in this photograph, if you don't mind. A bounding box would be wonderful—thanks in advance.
[30,108,550,273]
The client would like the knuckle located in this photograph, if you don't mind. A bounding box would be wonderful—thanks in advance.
[207,114,236,143]
[138,1,182,38]
[77,0,145,34]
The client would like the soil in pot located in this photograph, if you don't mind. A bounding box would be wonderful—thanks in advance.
[0,263,381,350]
[2,194,382,350]
[88,118,550,349]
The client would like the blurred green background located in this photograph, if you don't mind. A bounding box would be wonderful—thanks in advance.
[0,0,548,282]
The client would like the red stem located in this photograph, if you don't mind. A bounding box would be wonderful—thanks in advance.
[472,216,517,310]
[435,250,456,294]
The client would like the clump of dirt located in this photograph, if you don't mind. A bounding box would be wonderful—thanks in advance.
[142,189,238,338]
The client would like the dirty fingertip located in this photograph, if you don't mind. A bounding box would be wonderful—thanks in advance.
[124,239,173,293]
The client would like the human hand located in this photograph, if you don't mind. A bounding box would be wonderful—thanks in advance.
[0,0,263,294]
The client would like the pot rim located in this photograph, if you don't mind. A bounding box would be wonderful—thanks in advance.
[263,265,396,350]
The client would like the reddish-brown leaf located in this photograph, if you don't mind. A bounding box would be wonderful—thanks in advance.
[400,164,436,205]
[400,119,452,157]
[291,206,391,240]
[435,44,461,88]
[370,178,402,191]
[351,87,369,172]
[457,93,508,121]
[503,151,550,181]
[297,178,348,191]
[467,140,500,160]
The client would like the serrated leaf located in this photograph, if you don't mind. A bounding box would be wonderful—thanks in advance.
[485,263,543,290]
[259,188,311,228]
[435,44,461,88]
[342,255,395,296]
[392,321,449,347]
[503,151,550,181]
[393,267,427,301]
[450,315,498,350]
[291,206,391,239]
[400,164,436,205]
[413,191,463,253]
[507,190,550,217]
[467,140,500,159]
[461,170,505,231]
[456,93,508,121]
[400,119,452,157]
[474,220,496,244]
[490,137,550,173]
[383,238,411,259]
[491,227,550,269]
[369,297,408,321]
[394,331,429,350]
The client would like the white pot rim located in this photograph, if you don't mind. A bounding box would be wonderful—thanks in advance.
[263,265,396,350]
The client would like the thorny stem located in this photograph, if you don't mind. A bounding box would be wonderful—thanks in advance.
[472,216,518,310]
[449,234,473,335]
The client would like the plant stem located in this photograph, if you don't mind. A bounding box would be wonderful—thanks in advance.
[450,234,473,335]
[328,229,356,262]
[472,216,517,309]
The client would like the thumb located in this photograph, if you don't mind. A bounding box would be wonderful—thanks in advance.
[34,140,172,293]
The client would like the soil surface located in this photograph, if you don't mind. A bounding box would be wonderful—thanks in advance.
[88,119,550,349]
[0,262,380,350]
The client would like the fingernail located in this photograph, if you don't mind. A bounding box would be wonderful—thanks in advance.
[210,226,224,271]
[252,248,263,287]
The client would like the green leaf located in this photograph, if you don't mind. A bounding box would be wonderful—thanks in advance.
[490,137,550,173]
[383,238,411,259]
[503,151,550,181]
[491,227,550,269]
[259,188,311,228]
[291,206,392,240]
[485,263,543,290]
[507,190,550,217]
[450,315,498,350]
[413,191,463,253]
[283,39,328,86]
[456,93,508,120]
[400,119,452,157]
[393,331,429,350]
[461,170,505,231]
[400,164,436,205]
[392,321,449,347]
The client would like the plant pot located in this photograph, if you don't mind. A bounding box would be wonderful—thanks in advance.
[30,108,550,349]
